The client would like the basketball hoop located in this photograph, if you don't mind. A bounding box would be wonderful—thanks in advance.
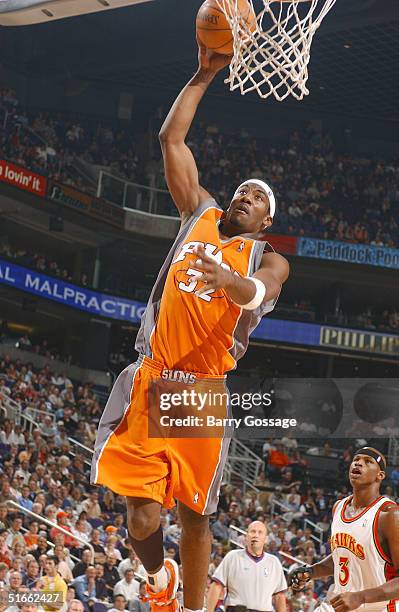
[216,0,337,101]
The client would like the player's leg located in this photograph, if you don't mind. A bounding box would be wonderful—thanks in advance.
[178,501,212,610]
[127,496,180,609]
[126,497,163,576]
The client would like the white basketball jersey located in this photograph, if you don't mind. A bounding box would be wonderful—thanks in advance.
[329,495,398,612]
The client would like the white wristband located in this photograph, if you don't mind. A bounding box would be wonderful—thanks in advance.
[237,277,266,310]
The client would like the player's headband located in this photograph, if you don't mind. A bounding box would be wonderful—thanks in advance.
[234,179,276,218]
[353,447,386,471]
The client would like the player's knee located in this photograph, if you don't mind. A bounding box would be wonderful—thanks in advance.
[127,505,160,541]
[182,513,210,540]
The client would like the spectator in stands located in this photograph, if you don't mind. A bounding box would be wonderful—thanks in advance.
[130,582,150,612]
[113,568,140,606]
[80,491,101,519]
[41,416,57,438]
[0,505,9,531]
[8,570,23,596]
[71,518,91,548]
[103,533,122,561]
[211,512,230,543]
[103,553,121,600]
[113,515,127,541]
[90,529,106,564]
[32,536,49,561]
[6,516,24,548]
[267,443,290,480]
[72,565,98,603]
[314,488,328,514]
[52,544,74,583]
[50,512,77,549]
[94,563,108,600]
[117,550,145,582]
[72,548,93,578]
[109,594,129,612]
[18,486,33,511]
[0,561,8,587]
[67,600,84,612]
[390,466,399,497]
[0,421,21,446]
[22,558,40,588]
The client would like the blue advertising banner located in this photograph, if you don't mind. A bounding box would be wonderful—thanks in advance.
[252,318,321,346]
[1,258,398,356]
[297,237,399,270]
[0,259,145,324]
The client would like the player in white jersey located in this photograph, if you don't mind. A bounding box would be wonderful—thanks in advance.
[288,447,399,612]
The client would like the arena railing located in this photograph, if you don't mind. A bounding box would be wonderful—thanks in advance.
[17,522,81,564]
[0,390,39,433]
[67,437,94,468]
[270,497,291,521]
[223,461,260,494]
[96,170,175,217]
[7,500,95,564]
[24,406,56,427]
[303,518,324,545]
[228,438,263,485]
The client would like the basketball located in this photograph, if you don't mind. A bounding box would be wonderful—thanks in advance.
[196,0,257,55]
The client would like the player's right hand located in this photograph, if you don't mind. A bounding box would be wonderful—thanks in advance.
[197,36,233,74]
[287,565,314,591]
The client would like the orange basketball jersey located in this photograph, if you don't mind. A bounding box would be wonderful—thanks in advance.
[136,199,279,375]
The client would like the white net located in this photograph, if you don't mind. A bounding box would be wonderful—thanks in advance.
[216,0,337,101]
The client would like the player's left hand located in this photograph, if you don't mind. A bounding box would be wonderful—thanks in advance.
[190,244,234,296]
[330,592,365,611]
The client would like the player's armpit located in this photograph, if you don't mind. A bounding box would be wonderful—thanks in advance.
[253,252,290,303]
[380,505,399,570]
[159,138,210,218]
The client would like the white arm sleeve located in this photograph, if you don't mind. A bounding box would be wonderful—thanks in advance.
[212,552,232,587]
[273,559,288,593]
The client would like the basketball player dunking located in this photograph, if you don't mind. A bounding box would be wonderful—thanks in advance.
[91,42,289,612]
[289,447,399,612]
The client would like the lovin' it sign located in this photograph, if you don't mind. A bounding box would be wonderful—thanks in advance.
[0,159,47,197]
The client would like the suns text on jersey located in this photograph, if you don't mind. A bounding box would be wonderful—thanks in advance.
[172,241,241,274]
[330,532,365,559]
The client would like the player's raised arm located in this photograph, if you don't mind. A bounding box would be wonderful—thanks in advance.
[159,42,231,220]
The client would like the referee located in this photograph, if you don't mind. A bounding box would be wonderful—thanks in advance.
[207,521,287,612]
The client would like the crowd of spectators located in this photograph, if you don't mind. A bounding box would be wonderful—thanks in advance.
[0,356,103,437]
[348,307,399,332]
[179,123,399,248]
[2,88,399,249]
[0,241,77,286]
[0,88,144,191]
[1,355,398,611]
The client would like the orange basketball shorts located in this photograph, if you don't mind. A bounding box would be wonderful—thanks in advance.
[90,355,231,515]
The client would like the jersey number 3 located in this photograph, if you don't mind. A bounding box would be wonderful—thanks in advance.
[339,556,350,586]
[178,268,215,302]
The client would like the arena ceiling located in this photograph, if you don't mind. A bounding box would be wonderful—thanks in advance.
[1,0,399,122]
